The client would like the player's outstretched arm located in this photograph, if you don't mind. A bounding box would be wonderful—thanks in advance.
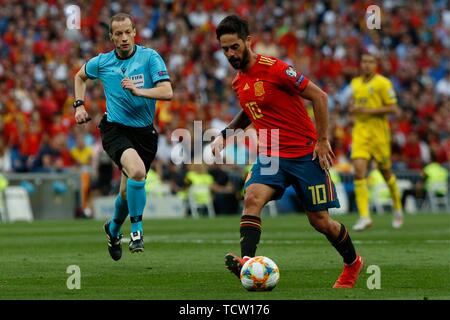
[74,64,91,124]
[300,81,335,170]
[121,79,173,100]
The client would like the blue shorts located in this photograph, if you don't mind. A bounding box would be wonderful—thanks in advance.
[244,153,340,212]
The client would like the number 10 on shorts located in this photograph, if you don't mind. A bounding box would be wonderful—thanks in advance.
[308,184,327,205]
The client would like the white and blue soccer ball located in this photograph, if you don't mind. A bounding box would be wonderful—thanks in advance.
[240,256,280,291]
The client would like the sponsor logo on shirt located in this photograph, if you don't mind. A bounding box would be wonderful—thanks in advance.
[158,70,168,77]
[130,74,145,88]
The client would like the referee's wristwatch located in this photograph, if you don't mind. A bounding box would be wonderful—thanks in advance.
[73,99,85,109]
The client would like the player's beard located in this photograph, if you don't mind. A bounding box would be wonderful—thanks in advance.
[228,46,250,70]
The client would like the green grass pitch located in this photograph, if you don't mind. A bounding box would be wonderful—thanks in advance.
[0,212,448,300]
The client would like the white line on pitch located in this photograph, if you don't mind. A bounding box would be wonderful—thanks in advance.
[121,238,450,245]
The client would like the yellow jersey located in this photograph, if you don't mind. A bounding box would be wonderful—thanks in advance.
[70,146,93,165]
[350,74,397,142]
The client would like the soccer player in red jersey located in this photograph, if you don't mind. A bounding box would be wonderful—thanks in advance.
[211,15,363,288]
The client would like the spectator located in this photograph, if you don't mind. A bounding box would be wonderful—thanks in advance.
[30,133,68,173]
[208,163,239,214]
[402,152,449,210]
[163,161,187,196]
[402,132,425,170]
[253,30,281,58]
[423,154,449,199]
[184,164,214,216]
[70,133,93,167]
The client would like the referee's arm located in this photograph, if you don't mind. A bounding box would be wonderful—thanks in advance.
[73,64,91,124]
[122,79,173,101]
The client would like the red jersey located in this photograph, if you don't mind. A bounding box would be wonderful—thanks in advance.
[232,55,316,158]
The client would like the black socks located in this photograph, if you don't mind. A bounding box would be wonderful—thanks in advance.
[327,223,357,265]
[240,215,262,257]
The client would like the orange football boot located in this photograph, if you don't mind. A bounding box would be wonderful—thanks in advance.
[333,255,364,288]
[225,253,250,279]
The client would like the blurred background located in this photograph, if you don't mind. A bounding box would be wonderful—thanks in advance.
[0,0,449,221]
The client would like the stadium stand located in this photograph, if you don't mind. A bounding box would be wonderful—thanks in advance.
[0,0,449,217]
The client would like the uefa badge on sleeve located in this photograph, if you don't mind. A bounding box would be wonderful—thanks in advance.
[285,66,297,78]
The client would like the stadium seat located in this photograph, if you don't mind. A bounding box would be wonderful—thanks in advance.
[369,183,393,214]
[424,182,449,213]
[3,186,34,222]
[404,195,418,214]
[369,176,413,214]
[188,184,216,218]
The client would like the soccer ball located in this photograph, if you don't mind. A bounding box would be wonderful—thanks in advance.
[240,256,280,291]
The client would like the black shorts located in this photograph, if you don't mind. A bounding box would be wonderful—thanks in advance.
[98,114,158,173]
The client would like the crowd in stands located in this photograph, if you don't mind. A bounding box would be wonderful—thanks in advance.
[0,0,449,214]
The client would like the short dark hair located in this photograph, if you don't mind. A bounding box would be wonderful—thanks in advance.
[109,13,135,34]
[216,15,250,41]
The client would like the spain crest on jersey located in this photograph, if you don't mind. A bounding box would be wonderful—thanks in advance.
[254,81,265,97]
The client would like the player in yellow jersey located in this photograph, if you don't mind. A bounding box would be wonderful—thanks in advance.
[349,53,404,231]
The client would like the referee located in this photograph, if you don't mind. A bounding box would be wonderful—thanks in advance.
[74,13,173,261]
